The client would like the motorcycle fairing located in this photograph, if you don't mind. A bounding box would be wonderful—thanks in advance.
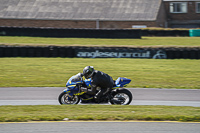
[84,78,92,88]
[65,74,84,98]
[66,74,83,89]
[114,77,131,88]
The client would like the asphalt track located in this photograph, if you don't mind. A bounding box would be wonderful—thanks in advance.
[1,87,200,133]
[0,121,200,133]
[0,87,200,106]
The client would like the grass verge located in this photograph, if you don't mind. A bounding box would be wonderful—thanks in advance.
[0,105,200,122]
[1,36,200,47]
[0,58,200,89]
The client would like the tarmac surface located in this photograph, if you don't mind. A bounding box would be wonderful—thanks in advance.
[0,121,200,133]
[1,87,200,133]
[0,87,200,106]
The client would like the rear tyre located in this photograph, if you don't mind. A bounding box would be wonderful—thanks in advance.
[110,89,132,105]
[58,91,80,105]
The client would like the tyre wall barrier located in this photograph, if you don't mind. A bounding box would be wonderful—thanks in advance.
[0,46,75,58]
[0,27,190,37]
[0,27,141,39]
[141,30,189,36]
[0,46,199,59]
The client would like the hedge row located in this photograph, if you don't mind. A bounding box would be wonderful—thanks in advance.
[0,46,200,59]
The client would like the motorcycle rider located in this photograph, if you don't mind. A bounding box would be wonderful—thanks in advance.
[81,66,114,103]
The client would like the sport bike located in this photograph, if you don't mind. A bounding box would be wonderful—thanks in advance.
[58,74,132,105]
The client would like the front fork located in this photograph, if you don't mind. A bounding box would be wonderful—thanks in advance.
[63,87,85,101]
[63,89,74,101]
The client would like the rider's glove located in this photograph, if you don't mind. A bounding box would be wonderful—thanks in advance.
[81,87,87,92]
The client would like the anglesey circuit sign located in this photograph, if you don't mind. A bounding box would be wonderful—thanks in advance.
[76,49,167,59]
[77,50,150,58]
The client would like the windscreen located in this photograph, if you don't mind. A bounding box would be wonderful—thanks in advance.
[68,74,82,83]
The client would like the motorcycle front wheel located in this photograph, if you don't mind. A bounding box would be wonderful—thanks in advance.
[58,92,80,105]
[110,89,132,105]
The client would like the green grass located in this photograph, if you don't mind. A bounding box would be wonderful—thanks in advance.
[0,58,200,89]
[0,105,200,122]
[1,36,200,47]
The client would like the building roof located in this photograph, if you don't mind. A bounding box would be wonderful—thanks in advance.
[0,0,162,21]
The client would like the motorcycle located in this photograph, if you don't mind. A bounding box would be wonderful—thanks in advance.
[58,73,132,105]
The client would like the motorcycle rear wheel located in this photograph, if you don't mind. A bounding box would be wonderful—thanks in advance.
[58,91,80,105]
[110,89,132,105]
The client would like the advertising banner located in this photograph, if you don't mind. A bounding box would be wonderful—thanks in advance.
[75,48,167,59]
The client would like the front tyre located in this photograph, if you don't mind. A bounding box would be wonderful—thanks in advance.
[110,89,132,105]
[58,91,80,105]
